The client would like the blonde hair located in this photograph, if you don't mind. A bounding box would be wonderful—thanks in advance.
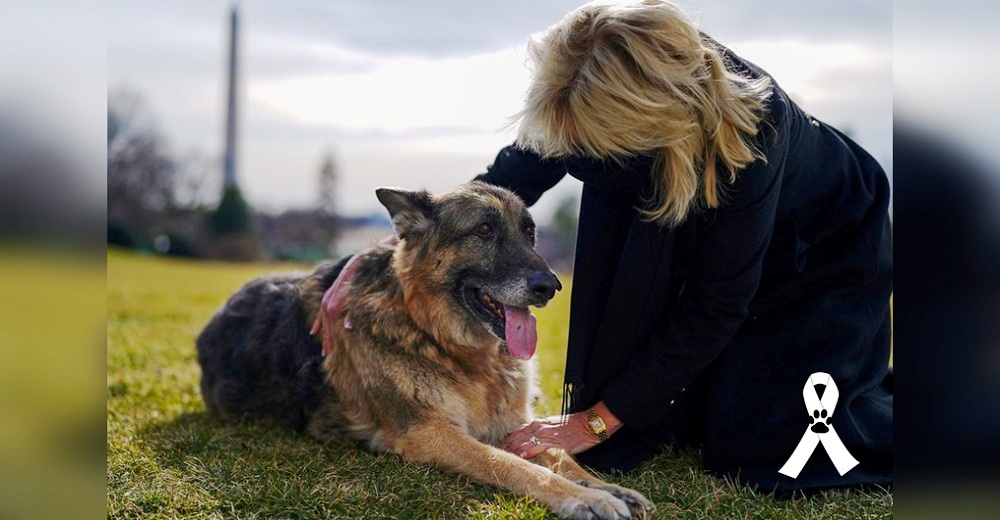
[513,0,772,226]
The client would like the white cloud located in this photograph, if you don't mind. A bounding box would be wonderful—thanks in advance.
[729,41,889,108]
[249,47,530,135]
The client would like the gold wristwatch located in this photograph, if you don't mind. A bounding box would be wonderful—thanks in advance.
[585,407,609,441]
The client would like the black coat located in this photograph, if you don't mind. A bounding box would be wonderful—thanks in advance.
[476,49,892,493]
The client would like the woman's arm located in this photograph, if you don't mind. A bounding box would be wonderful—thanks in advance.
[474,145,567,206]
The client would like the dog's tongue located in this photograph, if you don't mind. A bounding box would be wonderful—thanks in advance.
[504,306,537,360]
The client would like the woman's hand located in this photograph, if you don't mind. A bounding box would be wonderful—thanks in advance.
[502,402,623,459]
[310,236,397,356]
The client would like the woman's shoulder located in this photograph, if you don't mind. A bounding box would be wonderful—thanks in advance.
[716,91,792,217]
[712,41,794,132]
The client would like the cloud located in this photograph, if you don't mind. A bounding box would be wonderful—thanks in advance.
[677,0,891,47]
[248,46,530,132]
[246,1,892,62]
[241,0,584,59]
[727,40,892,162]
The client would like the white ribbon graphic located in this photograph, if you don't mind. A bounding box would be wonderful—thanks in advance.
[778,372,859,478]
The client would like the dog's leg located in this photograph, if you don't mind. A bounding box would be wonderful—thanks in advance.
[533,449,655,519]
[397,419,632,520]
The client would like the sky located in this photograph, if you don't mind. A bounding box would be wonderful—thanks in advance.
[107,0,892,224]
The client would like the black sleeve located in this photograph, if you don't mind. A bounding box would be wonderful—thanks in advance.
[599,101,790,431]
[474,145,567,207]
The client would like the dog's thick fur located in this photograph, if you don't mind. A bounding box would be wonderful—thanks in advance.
[197,182,653,519]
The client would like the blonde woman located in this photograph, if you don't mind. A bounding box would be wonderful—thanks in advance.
[485,1,892,493]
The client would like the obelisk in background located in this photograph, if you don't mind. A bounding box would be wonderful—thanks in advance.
[208,2,259,259]
[223,4,239,188]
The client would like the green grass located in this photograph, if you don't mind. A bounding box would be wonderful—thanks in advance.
[107,248,892,519]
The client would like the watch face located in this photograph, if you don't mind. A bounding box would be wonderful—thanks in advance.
[589,417,605,432]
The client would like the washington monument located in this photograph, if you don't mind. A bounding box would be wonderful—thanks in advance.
[223,4,239,188]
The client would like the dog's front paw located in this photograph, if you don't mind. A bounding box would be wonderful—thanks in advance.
[557,488,631,520]
[592,483,655,519]
[575,480,654,519]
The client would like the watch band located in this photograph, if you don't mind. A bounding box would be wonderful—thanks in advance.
[586,407,609,441]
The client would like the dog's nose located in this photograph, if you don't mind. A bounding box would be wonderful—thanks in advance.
[528,271,562,300]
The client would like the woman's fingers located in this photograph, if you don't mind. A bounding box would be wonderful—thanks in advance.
[311,237,396,351]
[323,256,362,315]
[309,309,323,336]
[507,414,604,458]
[501,420,544,451]
[310,254,364,354]
[518,441,550,459]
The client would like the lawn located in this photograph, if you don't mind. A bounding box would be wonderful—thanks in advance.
[107,248,892,519]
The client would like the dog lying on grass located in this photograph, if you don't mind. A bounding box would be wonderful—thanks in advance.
[196,181,654,519]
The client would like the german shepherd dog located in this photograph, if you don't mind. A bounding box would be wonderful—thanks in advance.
[196,182,654,519]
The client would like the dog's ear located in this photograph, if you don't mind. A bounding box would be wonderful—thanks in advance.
[375,187,434,239]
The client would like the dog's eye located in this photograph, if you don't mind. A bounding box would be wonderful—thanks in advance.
[525,226,536,241]
[476,223,493,236]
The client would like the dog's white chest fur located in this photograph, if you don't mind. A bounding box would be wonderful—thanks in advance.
[435,355,538,447]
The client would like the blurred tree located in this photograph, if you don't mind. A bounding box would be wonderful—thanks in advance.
[209,186,252,236]
[298,150,341,258]
[207,184,263,261]
[318,150,338,216]
[107,88,175,226]
[107,86,222,256]
[107,87,177,248]
[173,150,219,211]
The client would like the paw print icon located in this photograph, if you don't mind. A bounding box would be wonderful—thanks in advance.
[779,372,859,478]
[810,409,830,433]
